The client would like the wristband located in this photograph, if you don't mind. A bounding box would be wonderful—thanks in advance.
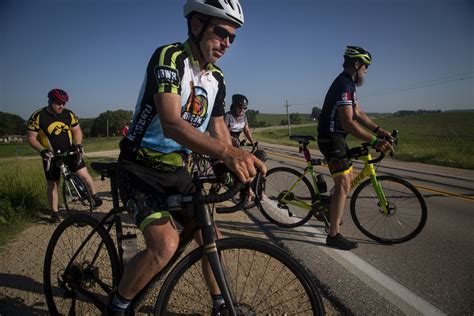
[373,126,380,134]
[370,135,378,146]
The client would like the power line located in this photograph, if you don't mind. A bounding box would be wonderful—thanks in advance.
[262,72,473,110]
[359,72,474,99]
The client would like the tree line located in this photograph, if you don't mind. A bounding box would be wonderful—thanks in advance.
[0,110,132,138]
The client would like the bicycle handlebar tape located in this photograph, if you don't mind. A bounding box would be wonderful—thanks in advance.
[254,149,268,162]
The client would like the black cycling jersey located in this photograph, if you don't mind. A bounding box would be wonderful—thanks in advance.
[27,107,79,152]
[317,71,357,136]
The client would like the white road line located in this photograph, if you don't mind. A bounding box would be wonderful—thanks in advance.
[298,224,446,315]
[259,197,446,315]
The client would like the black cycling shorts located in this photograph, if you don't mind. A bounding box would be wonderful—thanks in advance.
[42,153,86,181]
[116,158,194,231]
[317,134,353,176]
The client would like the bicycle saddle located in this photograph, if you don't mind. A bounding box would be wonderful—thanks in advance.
[289,135,315,143]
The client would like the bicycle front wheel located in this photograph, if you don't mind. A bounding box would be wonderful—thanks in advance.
[155,237,324,315]
[63,174,93,214]
[350,175,427,244]
[257,167,315,228]
[44,214,121,315]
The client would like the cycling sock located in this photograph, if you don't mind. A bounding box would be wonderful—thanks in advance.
[110,291,131,312]
[212,294,225,308]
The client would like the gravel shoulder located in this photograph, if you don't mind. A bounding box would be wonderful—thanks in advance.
[0,173,339,315]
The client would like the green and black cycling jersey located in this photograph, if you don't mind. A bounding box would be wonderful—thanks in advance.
[122,40,226,159]
[27,107,79,152]
[317,71,357,137]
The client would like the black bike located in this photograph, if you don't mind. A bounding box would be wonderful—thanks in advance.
[43,159,325,315]
[46,148,93,214]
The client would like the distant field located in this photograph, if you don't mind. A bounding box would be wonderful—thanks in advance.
[255,113,314,126]
[253,112,474,170]
[1,112,473,169]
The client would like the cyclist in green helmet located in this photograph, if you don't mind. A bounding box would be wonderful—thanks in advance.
[317,46,392,250]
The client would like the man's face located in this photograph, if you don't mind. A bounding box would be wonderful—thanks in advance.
[199,18,238,64]
[49,101,66,114]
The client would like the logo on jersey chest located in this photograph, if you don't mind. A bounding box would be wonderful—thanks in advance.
[47,122,70,135]
[182,86,208,127]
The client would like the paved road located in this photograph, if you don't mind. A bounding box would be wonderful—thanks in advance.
[84,143,474,314]
[252,142,474,315]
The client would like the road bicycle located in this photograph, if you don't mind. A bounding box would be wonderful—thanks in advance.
[256,131,427,244]
[43,160,325,315]
[46,148,93,214]
[188,142,263,210]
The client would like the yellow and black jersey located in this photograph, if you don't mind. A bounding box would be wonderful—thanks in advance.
[27,107,79,152]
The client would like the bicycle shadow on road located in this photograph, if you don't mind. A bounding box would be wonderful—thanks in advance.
[0,272,48,315]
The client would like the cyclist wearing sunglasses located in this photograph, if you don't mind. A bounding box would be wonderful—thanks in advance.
[225,94,256,148]
[108,1,266,315]
[26,89,102,223]
[317,46,392,250]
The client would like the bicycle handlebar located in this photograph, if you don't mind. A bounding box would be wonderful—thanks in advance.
[167,149,267,212]
[45,148,82,172]
[350,130,399,164]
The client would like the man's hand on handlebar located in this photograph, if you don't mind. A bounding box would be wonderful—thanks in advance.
[40,149,54,161]
[373,139,393,154]
[73,144,85,156]
[222,146,267,184]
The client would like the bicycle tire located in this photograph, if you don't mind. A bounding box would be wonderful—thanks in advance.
[63,174,93,214]
[350,175,427,244]
[44,214,121,315]
[155,237,324,315]
[256,167,315,228]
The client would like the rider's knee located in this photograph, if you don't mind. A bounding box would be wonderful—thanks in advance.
[146,235,179,267]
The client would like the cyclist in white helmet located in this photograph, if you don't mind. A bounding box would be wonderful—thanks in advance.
[106,1,266,315]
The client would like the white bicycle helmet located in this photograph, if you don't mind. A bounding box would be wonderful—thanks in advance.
[184,0,244,27]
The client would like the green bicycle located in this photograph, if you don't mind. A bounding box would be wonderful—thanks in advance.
[256,131,427,244]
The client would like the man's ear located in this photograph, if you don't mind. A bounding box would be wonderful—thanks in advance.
[190,17,203,37]
[354,60,361,70]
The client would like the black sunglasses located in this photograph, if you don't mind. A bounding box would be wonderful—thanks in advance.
[209,23,236,44]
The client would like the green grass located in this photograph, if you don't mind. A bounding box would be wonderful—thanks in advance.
[0,136,121,158]
[254,112,474,170]
[0,159,49,248]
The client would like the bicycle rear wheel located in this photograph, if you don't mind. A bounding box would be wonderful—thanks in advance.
[256,167,315,228]
[44,214,120,315]
[155,237,324,315]
[63,174,93,214]
[350,175,427,244]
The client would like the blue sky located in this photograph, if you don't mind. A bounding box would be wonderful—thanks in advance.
[1,0,473,120]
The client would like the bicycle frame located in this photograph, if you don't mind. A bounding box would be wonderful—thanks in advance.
[279,141,390,214]
[75,164,239,314]
[350,152,389,213]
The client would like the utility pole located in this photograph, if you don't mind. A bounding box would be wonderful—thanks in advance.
[106,119,109,137]
[285,99,292,136]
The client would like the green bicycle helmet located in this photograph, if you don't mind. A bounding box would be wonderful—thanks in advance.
[344,46,372,65]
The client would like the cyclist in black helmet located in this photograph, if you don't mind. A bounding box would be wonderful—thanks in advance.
[224,94,256,148]
[107,1,266,314]
[26,89,102,223]
[317,46,392,250]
